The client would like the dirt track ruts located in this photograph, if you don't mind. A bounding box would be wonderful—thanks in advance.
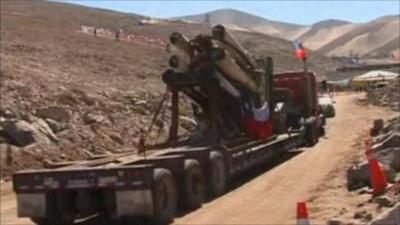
[174,93,392,225]
[0,93,393,225]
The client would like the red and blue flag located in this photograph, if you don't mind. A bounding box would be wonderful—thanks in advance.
[293,41,306,59]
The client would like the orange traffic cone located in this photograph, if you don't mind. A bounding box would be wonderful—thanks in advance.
[365,139,388,196]
[297,202,310,225]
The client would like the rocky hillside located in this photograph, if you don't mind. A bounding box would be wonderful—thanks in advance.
[179,9,400,58]
[176,9,308,40]
[0,0,170,177]
[297,19,358,50]
[0,0,342,177]
[316,15,400,57]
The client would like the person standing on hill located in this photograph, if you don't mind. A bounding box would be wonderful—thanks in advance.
[115,28,124,41]
[115,29,120,41]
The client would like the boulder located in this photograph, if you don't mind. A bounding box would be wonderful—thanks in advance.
[80,93,96,106]
[376,147,400,172]
[83,112,106,124]
[382,118,400,133]
[131,106,149,115]
[373,195,394,208]
[371,119,384,136]
[20,112,35,123]
[179,116,197,131]
[382,166,397,183]
[373,133,400,152]
[35,106,71,122]
[392,102,400,111]
[2,120,36,146]
[373,131,393,144]
[45,118,62,133]
[369,202,400,225]
[57,91,79,106]
[347,162,371,191]
[373,119,384,132]
[327,218,343,225]
[0,108,15,119]
[31,119,59,142]
[134,100,147,106]
[123,91,138,99]
[391,150,400,171]
[357,186,372,195]
[154,118,164,128]
[71,88,96,106]
[2,120,48,146]
[346,161,396,190]
[108,132,124,145]
[354,210,372,220]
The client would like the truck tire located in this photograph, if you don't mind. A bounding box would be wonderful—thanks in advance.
[327,105,335,118]
[31,217,73,225]
[208,151,226,196]
[182,159,205,209]
[150,168,177,225]
[319,125,325,137]
[305,122,318,147]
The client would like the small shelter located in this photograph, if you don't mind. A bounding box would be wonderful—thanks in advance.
[326,79,350,91]
[351,70,399,89]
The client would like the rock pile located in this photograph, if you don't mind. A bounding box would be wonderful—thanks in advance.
[0,72,197,178]
[367,79,400,111]
[343,117,400,225]
[0,79,179,178]
[347,117,400,190]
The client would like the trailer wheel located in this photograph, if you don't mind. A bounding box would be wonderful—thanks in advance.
[31,217,73,225]
[150,168,177,225]
[208,151,226,196]
[305,122,318,146]
[319,125,325,137]
[183,159,205,209]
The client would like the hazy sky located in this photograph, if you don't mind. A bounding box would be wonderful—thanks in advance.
[55,0,400,25]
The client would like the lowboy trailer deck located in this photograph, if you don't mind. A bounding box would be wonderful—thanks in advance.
[13,132,304,225]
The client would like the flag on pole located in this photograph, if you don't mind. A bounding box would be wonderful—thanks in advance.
[293,41,306,59]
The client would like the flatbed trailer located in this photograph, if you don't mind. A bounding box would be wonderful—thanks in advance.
[13,131,304,225]
[12,26,323,225]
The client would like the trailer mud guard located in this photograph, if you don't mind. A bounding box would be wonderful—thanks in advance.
[17,193,46,217]
[115,190,153,216]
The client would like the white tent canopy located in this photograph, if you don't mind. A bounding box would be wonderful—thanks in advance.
[353,70,399,81]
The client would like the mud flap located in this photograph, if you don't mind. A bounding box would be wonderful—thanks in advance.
[115,190,153,217]
[17,193,46,217]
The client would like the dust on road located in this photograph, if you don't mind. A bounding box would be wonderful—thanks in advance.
[0,94,393,225]
[174,93,393,225]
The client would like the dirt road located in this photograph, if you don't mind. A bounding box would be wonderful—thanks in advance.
[174,93,393,224]
[0,94,393,225]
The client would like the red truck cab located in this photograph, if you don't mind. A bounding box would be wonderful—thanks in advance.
[273,71,324,146]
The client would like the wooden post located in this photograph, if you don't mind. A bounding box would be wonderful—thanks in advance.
[168,88,179,143]
[204,81,221,145]
[303,57,313,117]
[265,57,274,113]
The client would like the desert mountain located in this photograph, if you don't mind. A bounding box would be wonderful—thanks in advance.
[315,15,400,57]
[297,19,360,50]
[179,9,400,57]
[176,9,309,40]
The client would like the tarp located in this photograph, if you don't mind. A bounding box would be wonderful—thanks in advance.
[327,79,350,87]
[352,70,399,81]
